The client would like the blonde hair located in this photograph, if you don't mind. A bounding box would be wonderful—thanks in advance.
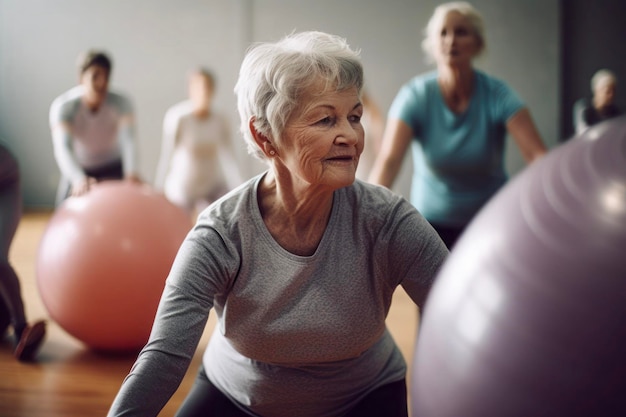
[421,2,486,63]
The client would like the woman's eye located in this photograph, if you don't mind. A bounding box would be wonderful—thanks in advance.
[349,115,361,123]
[317,117,334,126]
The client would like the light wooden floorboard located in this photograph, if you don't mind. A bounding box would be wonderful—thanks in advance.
[2,211,418,416]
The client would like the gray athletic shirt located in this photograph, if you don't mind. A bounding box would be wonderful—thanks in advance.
[108,173,448,417]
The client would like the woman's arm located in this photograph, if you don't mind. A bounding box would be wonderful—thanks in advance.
[367,118,413,188]
[118,114,142,182]
[506,108,548,164]
[154,108,181,191]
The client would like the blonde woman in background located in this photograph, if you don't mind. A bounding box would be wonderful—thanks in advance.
[369,1,547,249]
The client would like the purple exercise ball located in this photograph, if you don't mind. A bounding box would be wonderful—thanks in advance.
[411,116,626,417]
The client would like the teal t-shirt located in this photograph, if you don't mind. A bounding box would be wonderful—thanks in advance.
[389,70,524,227]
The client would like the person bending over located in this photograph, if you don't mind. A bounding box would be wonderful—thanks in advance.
[49,50,141,206]
[107,30,448,417]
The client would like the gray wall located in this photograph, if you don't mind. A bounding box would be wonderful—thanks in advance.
[0,0,560,209]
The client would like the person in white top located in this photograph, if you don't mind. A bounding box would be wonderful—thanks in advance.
[49,50,141,206]
[155,68,243,218]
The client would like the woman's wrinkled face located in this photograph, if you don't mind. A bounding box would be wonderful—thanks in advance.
[80,65,109,103]
[435,11,481,66]
[277,81,364,190]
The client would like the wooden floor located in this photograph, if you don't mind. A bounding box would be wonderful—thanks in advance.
[1,210,419,417]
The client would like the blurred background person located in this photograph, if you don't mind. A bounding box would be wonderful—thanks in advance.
[355,90,385,182]
[369,1,547,249]
[0,142,46,362]
[49,50,141,206]
[573,68,621,135]
[154,67,243,219]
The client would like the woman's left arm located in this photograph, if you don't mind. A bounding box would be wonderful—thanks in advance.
[506,108,548,163]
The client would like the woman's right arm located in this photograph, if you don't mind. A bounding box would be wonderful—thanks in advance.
[107,227,228,416]
[367,118,413,189]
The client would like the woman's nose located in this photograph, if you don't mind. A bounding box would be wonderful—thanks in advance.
[336,119,359,145]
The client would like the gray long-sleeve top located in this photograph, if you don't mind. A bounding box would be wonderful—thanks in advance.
[108,173,448,416]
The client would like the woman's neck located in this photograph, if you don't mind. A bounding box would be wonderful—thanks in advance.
[437,65,475,113]
[258,171,334,256]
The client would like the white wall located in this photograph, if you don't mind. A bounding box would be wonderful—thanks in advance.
[0,0,559,208]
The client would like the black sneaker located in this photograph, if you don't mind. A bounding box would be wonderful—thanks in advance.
[14,321,46,362]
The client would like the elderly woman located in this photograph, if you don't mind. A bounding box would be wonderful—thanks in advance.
[573,69,621,135]
[369,1,547,249]
[107,31,448,417]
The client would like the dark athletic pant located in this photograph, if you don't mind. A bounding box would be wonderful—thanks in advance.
[175,365,408,417]
[430,222,466,251]
[55,159,124,206]
[0,145,27,336]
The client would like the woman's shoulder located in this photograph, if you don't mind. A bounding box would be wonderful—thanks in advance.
[164,100,194,122]
[106,89,133,109]
[50,86,84,120]
[51,86,83,108]
[197,174,261,225]
[345,181,413,218]
[475,69,514,91]
[404,70,438,90]
[392,71,438,112]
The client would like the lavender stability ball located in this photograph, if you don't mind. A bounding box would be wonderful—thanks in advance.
[411,116,626,417]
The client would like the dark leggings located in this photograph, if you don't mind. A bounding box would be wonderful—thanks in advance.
[0,146,27,336]
[430,222,466,250]
[55,159,124,206]
[176,365,408,417]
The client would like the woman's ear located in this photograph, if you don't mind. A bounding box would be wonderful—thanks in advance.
[249,117,277,157]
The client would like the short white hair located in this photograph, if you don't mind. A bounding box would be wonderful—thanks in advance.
[234,31,363,162]
[421,1,486,63]
[591,69,617,92]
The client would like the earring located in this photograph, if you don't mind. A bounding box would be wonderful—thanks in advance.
[269,150,276,156]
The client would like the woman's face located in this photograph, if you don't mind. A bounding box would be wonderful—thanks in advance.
[277,82,364,190]
[434,11,481,66]
[594,79,616,108]
[189,73,214,112]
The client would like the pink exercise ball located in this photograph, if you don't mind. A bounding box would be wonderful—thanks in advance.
[411,116,626,416]
[37,181,192,352]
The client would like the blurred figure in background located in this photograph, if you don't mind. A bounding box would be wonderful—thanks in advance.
[573,69,621,135]
[369,1,547,249]
[49,50,141,206]
[155,67,243,219]
[0,142,46,362]
[355,90,385,182]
